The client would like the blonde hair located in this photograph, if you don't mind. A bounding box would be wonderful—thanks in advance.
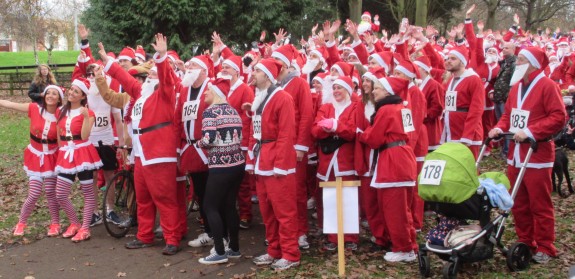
[33,64,58,86]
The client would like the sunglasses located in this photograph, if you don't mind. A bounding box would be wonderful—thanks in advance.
[86,72,95,77]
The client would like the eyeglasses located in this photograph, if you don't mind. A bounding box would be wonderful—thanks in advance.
[86,72,95,77]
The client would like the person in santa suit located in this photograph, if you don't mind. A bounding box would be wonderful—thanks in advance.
[117,46,137,71]
[356,67,388,252]
[174,54,214,248]
[271,44,314,250]
[357,11,380,36]
[311,76,358,251]
[246,58,300,271]
[413,55,444,152]
[441,46,485,158]
[489,47,566,264]
[54,78,103,242]
[0,86,63,237]
[359,76,417,262]
[99,34,181,255]
[301,47,327,87]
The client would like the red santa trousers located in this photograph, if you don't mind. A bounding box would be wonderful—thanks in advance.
[237,171,255,221]
[306,163,318,200]
[507,166,557,256]
[315,174,359,244]
[295,158,309,237]
[176,179,188,239]
[376,186,417,252]
[134,158,179,245]
[410,161,425,230]
[256,174,301,262]
[359,176,389,246]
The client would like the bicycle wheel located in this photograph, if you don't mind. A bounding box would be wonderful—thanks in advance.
[102,170,136,238]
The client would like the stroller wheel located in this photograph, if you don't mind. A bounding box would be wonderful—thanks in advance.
[442,262,458,279]
[417,251,431,278]
[506,242,532,271]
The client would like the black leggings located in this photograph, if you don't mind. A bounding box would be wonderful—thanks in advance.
[191,171,209,234]
[203,165,245,254]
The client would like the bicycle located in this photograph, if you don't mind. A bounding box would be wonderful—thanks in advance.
[102,146,136,238]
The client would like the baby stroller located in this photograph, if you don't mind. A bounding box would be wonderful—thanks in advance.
[417,133,537,278]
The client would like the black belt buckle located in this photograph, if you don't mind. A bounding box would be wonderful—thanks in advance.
[253,142,261,158]
[132,128,142,135]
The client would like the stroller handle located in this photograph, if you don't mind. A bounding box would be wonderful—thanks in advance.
[485,132,538,152]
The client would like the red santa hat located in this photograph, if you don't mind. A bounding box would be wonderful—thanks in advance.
[394,59,420,79]
[333,76,354,95]
[254,58,283,84]
[518,47,549,69]
[557,37,569,47]
[361,11,371,20]
[376,76,409,96]
[208,78,231,100]
[43,85,65,101]
[448,46,470,67]
[107,52,117,60]
[135,46,146,61]
[331,61,354,78]
[369,52,394,73]
[309,47,327,63]
[362,66,387,84]
[271,44,296,67]
[118,47,135,61]
[190,55,214,78]
[167,50,181,62]
[292,51,306,73]
[549,51,558,61]
[312,72,329,88]
[222,55,244,77]
[414,55,432,73]
[71,78,91,95]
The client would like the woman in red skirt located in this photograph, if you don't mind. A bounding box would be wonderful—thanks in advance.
[0,85,63,236]
[55,78,102,242]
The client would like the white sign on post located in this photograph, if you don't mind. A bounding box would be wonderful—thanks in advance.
[323,187,359,234]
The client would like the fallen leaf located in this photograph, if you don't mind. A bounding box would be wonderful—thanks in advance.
[179,270,186,273]
[117,272,126,277]
[163,263,170,267]
[84,262,95,266]
[217,272,224,276]
[225,263,235,267]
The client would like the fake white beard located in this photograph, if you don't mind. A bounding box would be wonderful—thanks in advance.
[321,78,335,105]
[550,62,560,73]
[357,21,371,34]
[332,96,351,119]
[251,87,268,112]
[180,69,201,87]
[89,80,99,95]
[216,72,233,80]
[302,58,320,74]
[509,63,529,86]
[141,78,159,98]
[364,101,375,120]
[485,54,499,64]
[558,48,570,60]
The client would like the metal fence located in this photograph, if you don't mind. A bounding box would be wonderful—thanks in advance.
[0,64,74,96]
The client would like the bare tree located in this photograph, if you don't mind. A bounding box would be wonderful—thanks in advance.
[502,0,574,30]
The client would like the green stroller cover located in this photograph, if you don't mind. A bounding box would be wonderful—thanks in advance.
[418,143,479,203]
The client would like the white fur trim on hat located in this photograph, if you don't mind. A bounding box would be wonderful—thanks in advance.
[209,83,226,100]
[44,85,64,101]
[395,65,416,79]
[369,54,386,69]
[362,72,378,83]
[449,50,468,66]
[223,59,240,73]
[518,49,541,69]
[413,61,431,73]
[333,79,353,95]
[378,78,394,95]
[331,64,344,77]
[117,55,133,61]
[271,51,290,67]
[254,63,277,84]
[72,79,89,94]
[190,57,208,71]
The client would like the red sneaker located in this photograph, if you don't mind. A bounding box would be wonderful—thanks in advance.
[71,228,91,242]
[47,223,61,237]
[13,223,26,236]
[62,224,81,238]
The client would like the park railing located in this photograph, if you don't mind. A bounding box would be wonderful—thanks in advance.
[0,64,75,96]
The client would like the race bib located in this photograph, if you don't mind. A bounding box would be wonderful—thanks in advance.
[94,112,110,129]
[401,108,415,133]
[509,108,530,133]
[132,96,148,121]
[253,115,262,140]
[182,100,200,122]
[419,160,447,186]
[445,91,457,112]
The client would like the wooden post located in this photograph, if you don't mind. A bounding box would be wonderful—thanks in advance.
[319,177,361,277]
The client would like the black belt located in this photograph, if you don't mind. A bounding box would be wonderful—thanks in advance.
[187,139,197,145]
[455,107,469,112]
[60,135,82,141]
[254,139,275,158]
[30,133,57,144]
[379,140,407,152]
[132,121,171,135]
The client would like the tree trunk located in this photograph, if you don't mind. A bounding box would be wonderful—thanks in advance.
[484,0,499,30]
[415,0,427,27]
[349,0,362,24]
[33,36,39,65]
[524,0,535,30]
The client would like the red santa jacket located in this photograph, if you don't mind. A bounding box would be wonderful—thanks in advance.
[442,69,485,145]
[472,37,500,111]
[495,72,566,168]
[420,75,444,150]
[104,53,178,165]
[245,87,297,175]
[227,79,254,151]
[282,76,314,153]
[408,83,428,161]
[359,99,416,188]
[311,101,357,181]
[174,78,210,172]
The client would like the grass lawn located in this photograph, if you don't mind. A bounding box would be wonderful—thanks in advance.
[0,51,78,71]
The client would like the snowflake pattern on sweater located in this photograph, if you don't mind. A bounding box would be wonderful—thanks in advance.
[198,103,245,168]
